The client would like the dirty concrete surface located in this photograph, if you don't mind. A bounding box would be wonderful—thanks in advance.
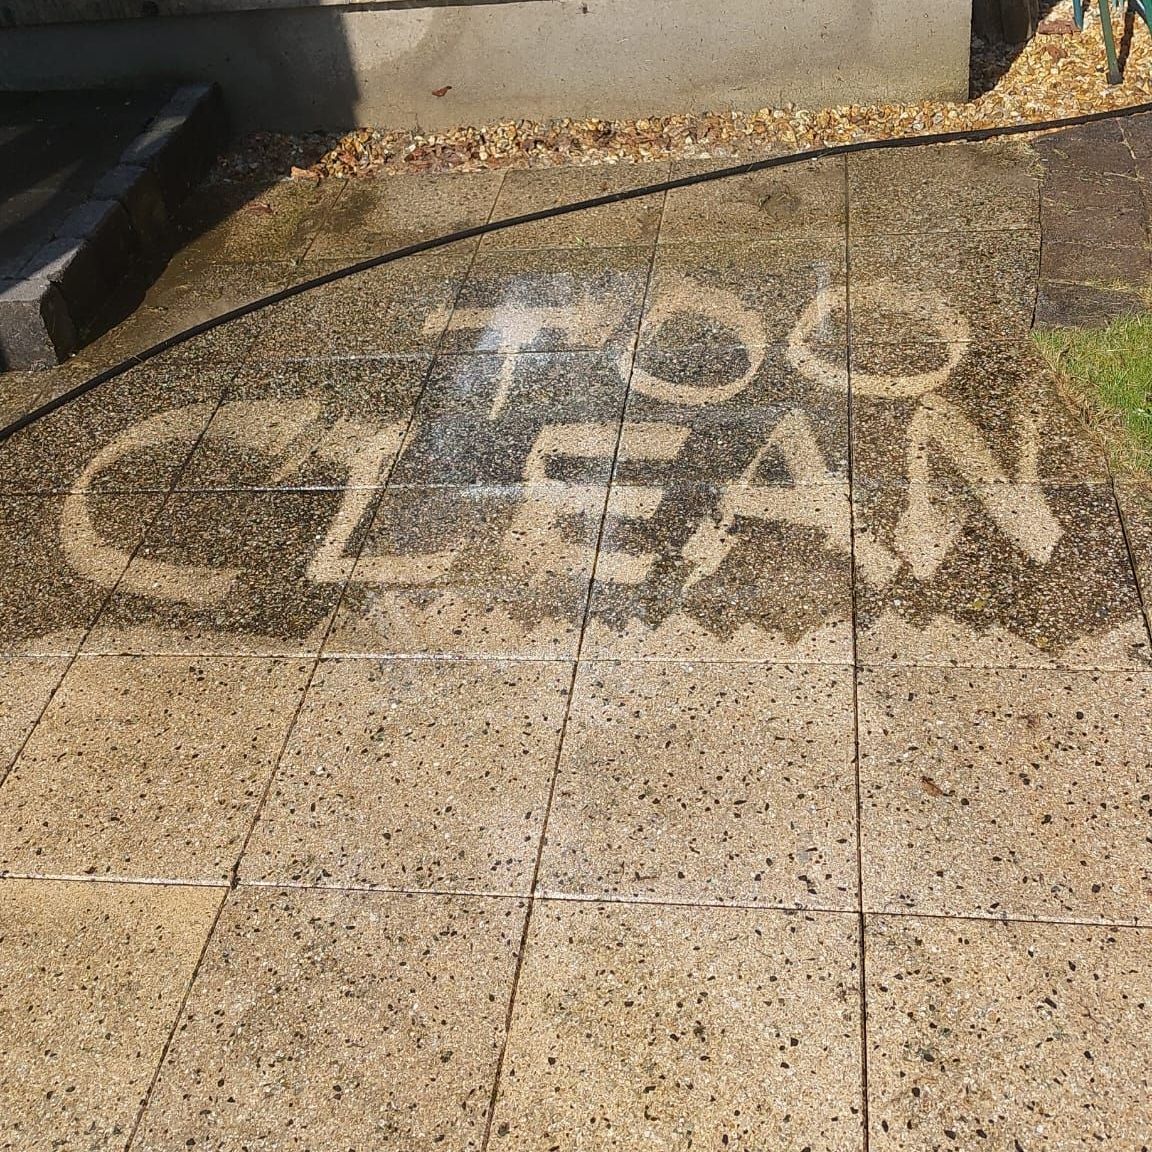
[0,128,1151,1150]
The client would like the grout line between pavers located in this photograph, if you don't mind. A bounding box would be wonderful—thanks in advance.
[1,473,1126,499]
[114,363,325,1150]
[478,200,668,1152]
[48,648,1152,672]
[1111,477,1152,653]
[857,906,1152,931]
[37,650,1152,675]
[3,871,1148,932]
[295,175,351,264]
[0,872,230,889]
[228,177,502,886]
[122,199,499,1147]
[71,359,252,656]
[844,152,872,1152]
[317,179,503,645]
[119,541,325,1147]
[0,387,232,789]
[0,658,70,793]
[122,879,232,1150]
[236,880,856,911]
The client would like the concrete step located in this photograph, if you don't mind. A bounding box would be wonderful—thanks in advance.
[0,83,226,370]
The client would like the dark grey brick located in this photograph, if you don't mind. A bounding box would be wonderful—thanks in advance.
[94,164,172,256]
[0,279,77,370]
[1034,282,1144,330]
[21,237,110,323]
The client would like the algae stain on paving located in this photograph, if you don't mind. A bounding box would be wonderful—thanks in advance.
[0,255,1146,665]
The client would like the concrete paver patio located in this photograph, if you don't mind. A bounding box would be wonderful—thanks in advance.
[1,132,1151,1150]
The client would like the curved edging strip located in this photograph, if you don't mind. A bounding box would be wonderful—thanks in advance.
[4,98,1152,447]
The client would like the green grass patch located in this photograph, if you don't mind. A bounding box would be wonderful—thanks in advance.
[1035,313,1152,476]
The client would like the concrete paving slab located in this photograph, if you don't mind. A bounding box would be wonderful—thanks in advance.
[1040,238,1151,288]
[177,355,428,491]
[538,660,857,908]
[177,176,346,264]
[1032,118,1152,320]
[252,249,474,360]
[0,657,67,778]
[390,351,629,486]
[847,141,1039,236]
[1032,119,1135,175]
[482,164,669,251]
[415,348,628,420]
[0,491,164,656]
[619,342,849,485]
[306,171,504,260]
[328,483,601,660]
[866,915,1152,1149]
[443,245,650,356]
[83,253,295,369]
[491,901,863,1150]
[0,655,310,882]
[849,341,1109,485]
[1034,281,1147,329]
[662,157,847,242]
[1041,173,1149,248]
[134,887,524,1150]
[630,338,844,409]
[245,657,570,893]
[1040,163,1147,216]
[643,238,847,353]
[583,481,853,663]
[848,230,1040,346]
[614,405,847,486]
[394,416,619,488]
[859,667,1152,922]
[0,361,232,494]
[84,489,369,656]
[854,481,1150,669]
[1,136,1151,1147]
[0,877,221,1152]
[1121,110,1152,162]
[327,585,592,661]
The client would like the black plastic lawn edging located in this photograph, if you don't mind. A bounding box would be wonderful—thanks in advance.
[5,98,1152,447]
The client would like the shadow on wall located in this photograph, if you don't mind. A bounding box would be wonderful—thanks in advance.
[0,6,359,364]
[0,6,365,131]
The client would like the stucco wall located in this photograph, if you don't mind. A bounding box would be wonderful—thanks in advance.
[0,0,971,133]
